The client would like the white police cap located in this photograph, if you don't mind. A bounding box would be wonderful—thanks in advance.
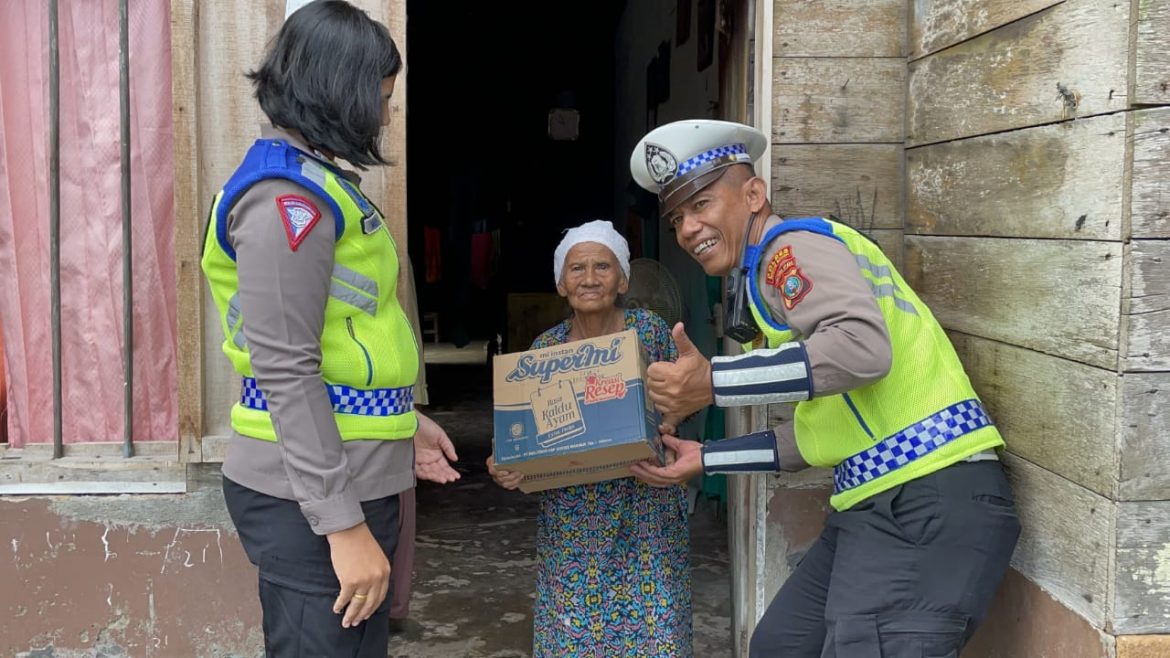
[629,119,767,216]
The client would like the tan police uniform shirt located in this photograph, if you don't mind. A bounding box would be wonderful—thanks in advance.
[221,126,414,535]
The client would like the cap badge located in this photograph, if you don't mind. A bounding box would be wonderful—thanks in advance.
[645,143,678,185]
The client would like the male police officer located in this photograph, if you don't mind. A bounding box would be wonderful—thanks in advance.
[628,120,1021,657]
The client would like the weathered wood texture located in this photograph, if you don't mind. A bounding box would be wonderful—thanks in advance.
[1124,241,1170,372]
[0,456,186,494]
[1132,108,1170,238]
[906,112,1126,240]
[907,0,1130,146]
[1117,635,1170,658]
[948,332,1117,497]
[192,0,414,441]
[773,58,905,144]
[903,236,1122,369]
[1135,0,1170,106]
[909,0,1062,59]
[773,145,903,230]
[172,0,202,461]
[1119,373,1170,501]
[863,229,904,270]
[774,0,905,58]
[762,476,832,608]
[1004,453,1114,627]
[726,401,767,657]
[195,0,270,438]
[1115,500,1170,634]
[962,569,1114,658]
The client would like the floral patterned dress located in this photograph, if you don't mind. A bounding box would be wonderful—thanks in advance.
[530,308,692,658]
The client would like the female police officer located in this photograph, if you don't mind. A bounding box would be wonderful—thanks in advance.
[201,2,458,654]
[628,120,1020,658]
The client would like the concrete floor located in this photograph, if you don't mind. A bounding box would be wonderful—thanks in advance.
[389,363,733,658]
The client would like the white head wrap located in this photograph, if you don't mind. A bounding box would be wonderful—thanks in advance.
[553,220,631,285]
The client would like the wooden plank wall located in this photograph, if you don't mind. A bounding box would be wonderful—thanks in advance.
[906,0,1170,636]
[772,0,906,266]
[171,0,418,458]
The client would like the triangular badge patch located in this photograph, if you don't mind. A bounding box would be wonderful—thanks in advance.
[276,194,322,252]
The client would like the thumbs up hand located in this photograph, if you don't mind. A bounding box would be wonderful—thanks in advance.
[646,322,713,421]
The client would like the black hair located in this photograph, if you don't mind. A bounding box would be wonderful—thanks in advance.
[247,0,402,167]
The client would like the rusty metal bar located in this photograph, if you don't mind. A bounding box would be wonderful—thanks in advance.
[120,0,134,458]
[49,0,63,459]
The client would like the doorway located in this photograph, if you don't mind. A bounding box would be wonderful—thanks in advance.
[397,1,753,655]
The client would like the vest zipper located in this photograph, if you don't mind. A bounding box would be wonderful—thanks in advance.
[346,317,374,386]
[842,393,875,439]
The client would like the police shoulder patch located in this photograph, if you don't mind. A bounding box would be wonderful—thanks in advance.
[276,194,322,252]
[764,245,812,310]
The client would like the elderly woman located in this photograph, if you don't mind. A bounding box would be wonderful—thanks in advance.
[487,220,693,657]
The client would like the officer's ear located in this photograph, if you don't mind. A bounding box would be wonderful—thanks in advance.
[743,176,769,214]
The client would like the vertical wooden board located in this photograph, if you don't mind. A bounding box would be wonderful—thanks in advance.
[903,236,1122,369]
[1132,108,1170,238]
[1135,0,1170,105]
[772,144,903,230]
[195,0,270,205]
[1115,500,1170,634]
[1003,453,1114,627]
[1124,241,1170,371]
[1119,373,1170,501]
[907,0,1130,146]
[907,112,1126,240]
[948,332,1118,497]
[358,0,408,251]
[910,0,1062,58]
[727,461,761,654]
[196,0,272,440]
[352,1,415,352]
[172,0,202,460]
[773,0,906,58]
[773,58,905,144]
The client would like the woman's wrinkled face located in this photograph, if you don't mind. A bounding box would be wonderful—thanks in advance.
[557,242,629,314]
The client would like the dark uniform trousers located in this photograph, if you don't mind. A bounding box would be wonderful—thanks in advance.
[224,477,401,658]
[749,461,1021,658]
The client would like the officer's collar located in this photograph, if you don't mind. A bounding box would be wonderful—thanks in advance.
[259,124,361,184]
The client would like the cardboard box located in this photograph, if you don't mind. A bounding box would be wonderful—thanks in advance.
[492,329,663,493]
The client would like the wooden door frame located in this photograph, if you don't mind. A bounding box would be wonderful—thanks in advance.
[719,0,774,654]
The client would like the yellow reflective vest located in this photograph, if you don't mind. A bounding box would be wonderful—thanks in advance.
[743,217,1004,510]
[201,138,418,442]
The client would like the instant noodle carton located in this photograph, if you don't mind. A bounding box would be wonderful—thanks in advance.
[492,329,664,493]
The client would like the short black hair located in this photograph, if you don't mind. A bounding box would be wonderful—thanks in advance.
[247,0,402,167]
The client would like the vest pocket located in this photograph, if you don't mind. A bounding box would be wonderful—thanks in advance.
[345,317,374,386]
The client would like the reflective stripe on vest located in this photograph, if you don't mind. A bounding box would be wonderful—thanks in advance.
[855,253,918,315]
[225,264,383,347]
